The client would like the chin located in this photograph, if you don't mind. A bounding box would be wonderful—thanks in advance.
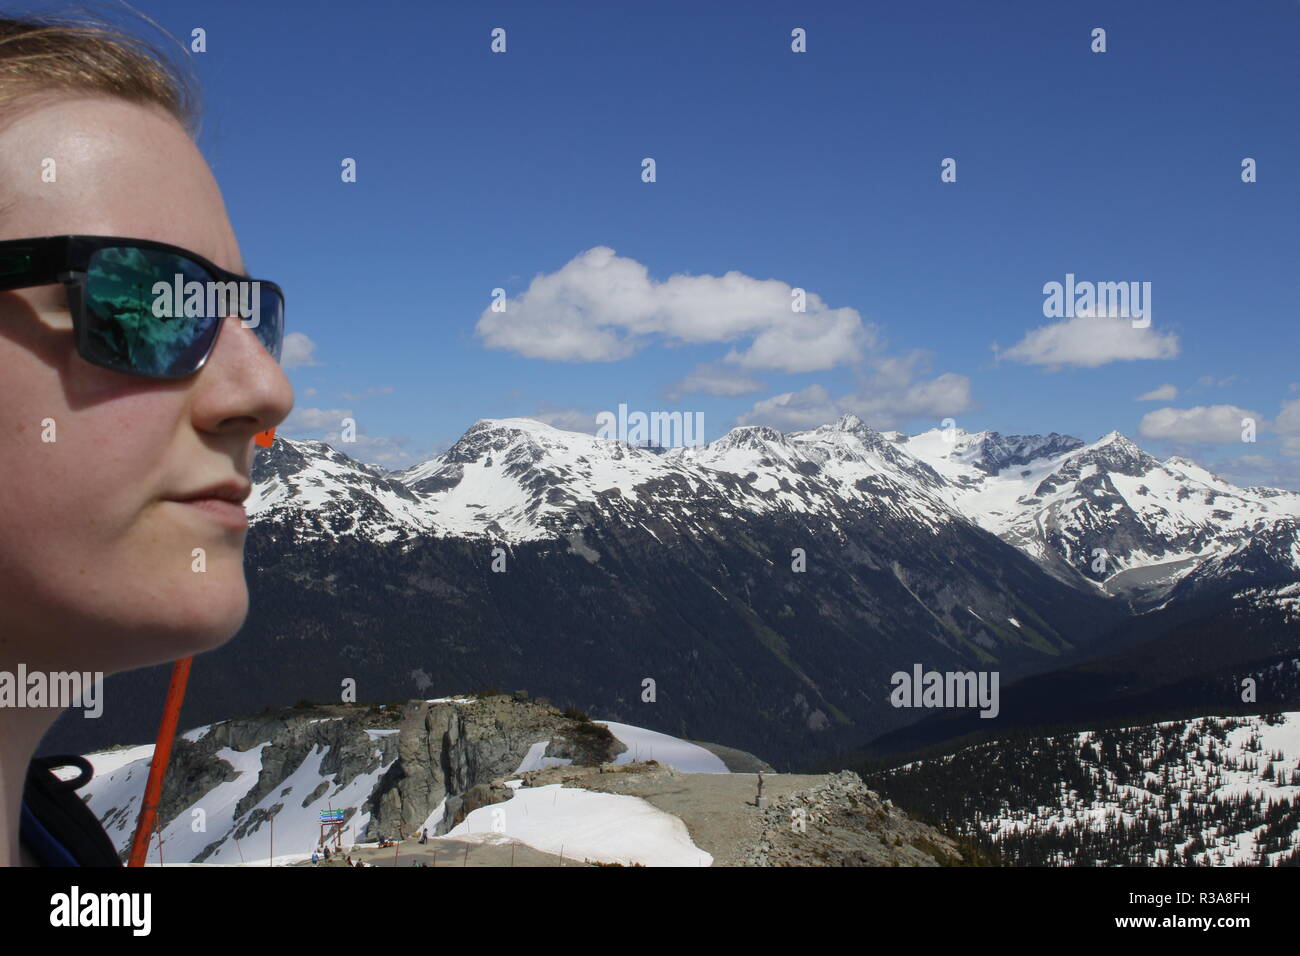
[101,574,251,674]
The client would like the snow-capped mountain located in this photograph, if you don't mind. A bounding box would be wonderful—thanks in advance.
[896,427,1300,599]
[45,413,1280,770]
[250,436,438,542]
[250,415,1300,606]
[54,413,1123,771]
[254,414,964,545]
[306,414,961,542]
[1162,518,1300,607]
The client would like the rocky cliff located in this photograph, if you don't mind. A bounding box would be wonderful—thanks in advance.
[88,695,627,862]
[79,695,968,866]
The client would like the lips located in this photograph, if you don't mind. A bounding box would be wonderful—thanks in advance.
[166,480,252,530]
[170,481,252,504]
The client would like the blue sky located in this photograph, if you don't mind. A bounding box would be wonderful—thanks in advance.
[49,0,1300,486]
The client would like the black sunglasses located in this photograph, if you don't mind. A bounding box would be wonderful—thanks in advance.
[0,235,284,380]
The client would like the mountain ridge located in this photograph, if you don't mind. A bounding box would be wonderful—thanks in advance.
[250,415,1300,605]
[43,414,1298,769]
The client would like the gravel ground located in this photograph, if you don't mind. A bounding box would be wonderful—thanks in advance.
[513,763,962,866]
[293,762,965,868]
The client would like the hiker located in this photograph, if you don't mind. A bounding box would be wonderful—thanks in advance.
[1,13,292,867]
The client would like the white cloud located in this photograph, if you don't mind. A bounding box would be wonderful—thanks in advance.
[1197,375,1237,388]
[280,331,320,369]
[475,246,871,373]
[736,353,972,432]
[996,314,1179,369]
[280,407,416,469]
[527,407,600,433]
[1136,384,1178,402]
[323,432,413,470]
[665,364,765,400]
[339,386,396,401]
[1210,454,1300,493]
[284,406,353,431]
[1138,405,1261,444]
[847,353,973,426]
[1276,398,1300,457]
[737,384,841,431]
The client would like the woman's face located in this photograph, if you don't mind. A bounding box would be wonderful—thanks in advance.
[0,95,293,676]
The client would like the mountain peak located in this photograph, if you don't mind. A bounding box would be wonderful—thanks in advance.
[709,424,788,452]
[1094,430,1138,449]
[1079,430,1147,458]
[790,413,882,443]
[471,417,561,435]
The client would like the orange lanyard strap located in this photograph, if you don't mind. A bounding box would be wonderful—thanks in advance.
[127,656,192,867]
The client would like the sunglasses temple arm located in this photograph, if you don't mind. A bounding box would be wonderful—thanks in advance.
[0,264,65,292]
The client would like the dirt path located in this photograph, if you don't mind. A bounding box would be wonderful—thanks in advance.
[517,765,824,866]
[299,838,589,868]
[294,764,959,867]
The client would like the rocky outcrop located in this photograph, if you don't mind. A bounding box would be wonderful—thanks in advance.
[366,696,625,836]
[140,696,626,861]
[94,697,966,866]
[740,771,964,866]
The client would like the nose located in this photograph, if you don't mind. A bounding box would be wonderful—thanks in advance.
[192,313,294,447]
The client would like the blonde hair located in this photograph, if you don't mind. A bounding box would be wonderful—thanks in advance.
[0,9,198,136]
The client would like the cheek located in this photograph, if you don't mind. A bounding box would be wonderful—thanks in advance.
[0,495,252,674]
[0,382,247,672]
[0,393,165,543]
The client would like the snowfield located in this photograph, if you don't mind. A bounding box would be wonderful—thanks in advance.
[445,784,712,867]
[903,711,1300,867]
[75,715,726,866]
[598,720,730,772]
[82,740,394,866]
